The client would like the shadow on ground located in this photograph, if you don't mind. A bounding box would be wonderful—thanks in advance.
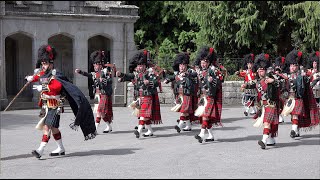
[1,148,141,161]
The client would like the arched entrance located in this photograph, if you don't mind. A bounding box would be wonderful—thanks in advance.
[87,35,112,99]
[48,34,74,82]
[5,33,33,100]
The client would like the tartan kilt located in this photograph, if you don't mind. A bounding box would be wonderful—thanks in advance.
[190,95,200,124]
[139,96,153,119]
[263,105,279,124]
[180,95,194,114]
[98,94,113,121]
[202,96,216,119]
[215,86,223,122]
[298,88,320,128]
[44,108,61,128]
[151,93,162,125]
[290,98,304,116]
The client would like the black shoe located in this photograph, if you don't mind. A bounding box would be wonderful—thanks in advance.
[244,111,248,116]
[176,119,180,124]
[174,125,181,133]
[31,150,41,159]
[103,130,112,133]
[134,126,138,130]
[290,130,299,138]
[258,140,266,149]
[142,134,154,137]
[182,129,192,131]
[204,138,214,142]
[194,135,203,143]
[266,143,276,146]
[49,152,65,156]
[134,130,140,138]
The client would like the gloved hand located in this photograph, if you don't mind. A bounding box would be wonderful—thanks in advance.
[33,84,49,92]
[25,76,34,82]
[33,85,43,92]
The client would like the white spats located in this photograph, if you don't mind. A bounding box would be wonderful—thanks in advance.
[50,139,65,156]
[250,107,256,114]
[183,120,192,130]
[262,134,269,143]
[95,122,100,130]
[279,115,284,123]
[103,122,112,133]
[144,125,154,136]
[292,124,298,133]
[207,128,214,139]
[266,135,276,145]
[198,128,206,139]
[177,120,184,129]
[35,142,47,157]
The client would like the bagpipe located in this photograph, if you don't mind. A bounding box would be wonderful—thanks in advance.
[194,95,208,117]
[171,95,183,112]
[128,98,141,117]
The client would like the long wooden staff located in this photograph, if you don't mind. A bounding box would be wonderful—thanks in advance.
[4,81,31,111]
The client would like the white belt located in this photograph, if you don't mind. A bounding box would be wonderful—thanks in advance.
[41,94,61,100]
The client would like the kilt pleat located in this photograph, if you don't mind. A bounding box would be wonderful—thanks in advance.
[98,95,113,121]
[44,108,61,128]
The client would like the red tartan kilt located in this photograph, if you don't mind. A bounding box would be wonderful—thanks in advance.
[202,96,216,118]
[151,93,162,124]
[291,98,304,116]
[263,106,279,124]
[98,95,113,119]
[215,86,223,121]
[139,96,153,118]
[180,95,193,114]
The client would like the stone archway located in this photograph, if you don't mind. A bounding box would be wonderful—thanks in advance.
[5,33,33,100]
[87,35,112,99]
[48,34,74,82]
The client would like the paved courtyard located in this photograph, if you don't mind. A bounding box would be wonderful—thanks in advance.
[1,105,319,179]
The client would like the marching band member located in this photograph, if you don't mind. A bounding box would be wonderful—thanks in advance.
[282,49,319,138]
[164,52,197,133]
[116,50,162,138]
[306,51,320,106]
[193,46,223,143]
[75,50,114,133]
[25,45,96,159]
[236,54,257,116]
[273,56,288,123]
[252,53,280,149]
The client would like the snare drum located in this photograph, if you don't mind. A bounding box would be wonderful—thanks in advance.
[244,88,257,96]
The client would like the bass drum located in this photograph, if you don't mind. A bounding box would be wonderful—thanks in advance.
[281,98,295,116]
[244,88,258,96]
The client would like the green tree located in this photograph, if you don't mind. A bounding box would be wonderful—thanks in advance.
[282,1,320,52]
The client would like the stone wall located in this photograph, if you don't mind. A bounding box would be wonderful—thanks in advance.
[126,81,244,106]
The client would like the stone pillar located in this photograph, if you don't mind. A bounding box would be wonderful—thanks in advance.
[73,34,89,96]
[0,7,6,109]
[0,1,5,16]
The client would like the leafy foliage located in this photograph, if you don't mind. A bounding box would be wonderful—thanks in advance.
[125,1,320,80]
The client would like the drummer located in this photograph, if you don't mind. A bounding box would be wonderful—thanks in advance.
[236,53,257,116]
